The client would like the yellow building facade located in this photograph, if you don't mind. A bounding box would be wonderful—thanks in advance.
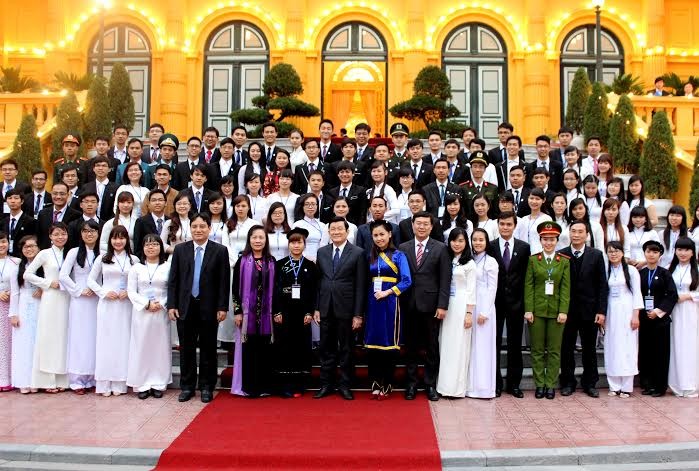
[1,0,699,144]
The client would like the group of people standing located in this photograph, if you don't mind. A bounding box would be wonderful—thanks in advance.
[0,117,698,403]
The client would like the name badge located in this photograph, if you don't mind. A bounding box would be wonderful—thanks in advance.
[8,240,13,254]
[373,279,383,293]
[610,285,620,297]
[438,206,445,218]
[2,203,9,214]
[545,280,554,296]
[145,288,156,301]
[291,284,301,299]
[400,207,411,220]
[644,295,654,311]
[119,275,128,290]
[450,282,456,297]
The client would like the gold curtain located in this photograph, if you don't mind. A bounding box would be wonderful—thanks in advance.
[331,91,352,131]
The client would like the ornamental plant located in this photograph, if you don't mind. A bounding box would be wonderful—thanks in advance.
[639,111,679,199]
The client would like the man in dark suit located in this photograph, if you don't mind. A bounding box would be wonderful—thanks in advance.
[141,123,165,166]
[398,190,443,241]
[506,165,531,217]
[0,158,31,219]
[328,161,366,226]
[178,165,216,215]
[549,126,574,166]
[490,211,531,398]
[81,156,118,222]
[422,130,447,166]
[80,136,121,184]
[495,135,527,190]
[200,126,221,164]
[37,182,81,249]
[638,240,679,397]
[647,77,672,96]
[313,217,368,400]
[487,122,525,165]
[354,123,374,162]
[231,126,249,167]
[168,213,230,403]
[558,220,609,397]
[405,139,434,188]
[66,192,103,249]
[173,137,209,191]
[444,139,470,185]
[422,159,463,219]
[134,190,169,258]
[399,211,452,401]
[292,140,324,194]
[318,119,343,164]
[60,163,83,212]
[355,196,401,255]
[526,135,563,192]
[1,189,37,257]
[261,122,281,169]
[23,170,52,219]
[324,138,359,189]
[208,137,239,192]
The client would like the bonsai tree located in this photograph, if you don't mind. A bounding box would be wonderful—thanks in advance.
[108,63,135,132]
[565,67,591,134]
[389,65,460,129]
[583,81,611,147]
[607,94,639,174]
[689,138,699,212]
[0,66,39,93]
[605,73,645,95]
[639,111,679,199]
[83,76,112,147]
[11,114,42,183]
[51,90,83,159]
[230,63,319,137]
[54,71,95,91]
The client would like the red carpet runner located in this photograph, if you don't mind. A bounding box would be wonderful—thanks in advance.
[155,393,442,470]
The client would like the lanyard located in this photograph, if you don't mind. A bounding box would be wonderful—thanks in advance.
[677,265,691,289]
[129,185,143,205]
[119,215,134,233]
[146,262,160,284]
[210,221,223,240]
[86,252,95,270]
[288,255,304,283]
[647,267,657,294]
[114,253,128,274]
[51,247,64,271]
[609,264,621,281]
[180,219,190,241]
[306,218,322,238]
[0,258,7,280]
[528,213,542,240]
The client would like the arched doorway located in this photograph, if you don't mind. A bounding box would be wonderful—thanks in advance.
[204,21,269,136]
[88,24,152,137]
[442,23,508,141]
[560,25,624,122]
[322,22,387,136]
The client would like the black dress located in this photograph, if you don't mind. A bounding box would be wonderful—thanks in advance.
[272,256,318,395]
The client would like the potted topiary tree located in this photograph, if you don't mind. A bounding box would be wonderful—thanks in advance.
[607,94,639,180]
[689,138,699,213]
[82,76,112,153]
[565,67,591,148]
[639,111,679,225]
[108,63,135,133]
[583,81,611,148]
[11,114,42,183]
[51,90,83,160]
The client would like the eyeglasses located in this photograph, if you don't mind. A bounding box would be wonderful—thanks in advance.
[81,228,98,234]
[303,203,317,207]
[144,242,161,248]
[22,244,38,249]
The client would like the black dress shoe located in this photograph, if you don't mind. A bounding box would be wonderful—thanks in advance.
[509,388,524,398]
[178,390,195,402]
[641,388,655,395]
[313,385,334,399]
[137,390,150,400]
[560,386,573,396]
[404,385,417,400]
[151,389,163,399]
[426,386,440,401]
[535,387,545,399]
[495,389,502,397]
[584,387,599,398]
[201,390,213,403]
[652,389,666,397]
[545,388,555,400]
[337,387,354,400]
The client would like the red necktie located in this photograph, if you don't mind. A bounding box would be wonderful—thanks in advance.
[206,150,212,163]
[416,242,424,267]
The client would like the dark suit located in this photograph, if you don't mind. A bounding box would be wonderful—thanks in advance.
[81,180,119,221]
[398,217,443,242]
[178,187,216,215]
[199,147,221,164]
[172,159,209,191]
[133,213,168,258]
[404,161,434,189]
[328,184,367,226]
[0,181,31,218]
[79,155,121,184]
[1,212,37,257]
[639,266,678,394]
[233,148,249,167]
[67,187,82,213]
[398,238,452,387]
[22,191,52,219]
[355,222,401,256]
[494,158,526,191]
[422,152,446,166]
[507,187,531,218]
[315,242,368,389]
[315,192,335,224]
[261,144,280,169]
[446,160,470,185]
[319,142,342,164]
[292,160,325,195]
[488,146,525,166]
[141,145,163,166]
[558,246,609,390]
[549,148,566,166]
[525,159,564,193]
[324,159,356,190]
[422,181,463,219]
[167,240,230,392]
[207,160,239,192]
[355,145,374,162]
[37,205,81,249]
[491,237,530,392]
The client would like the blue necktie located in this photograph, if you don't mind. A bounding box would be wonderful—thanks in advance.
[195,191,201,212]
[34,194,41,215]
[333,247,340,273]
[192,246,203,297]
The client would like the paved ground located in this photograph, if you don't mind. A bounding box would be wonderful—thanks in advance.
[431,388,699,451]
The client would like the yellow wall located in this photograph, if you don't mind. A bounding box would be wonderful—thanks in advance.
[1,0,699,142]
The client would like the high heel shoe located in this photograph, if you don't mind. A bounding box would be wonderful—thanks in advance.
[370,381,381,400]
[379,384,392,400]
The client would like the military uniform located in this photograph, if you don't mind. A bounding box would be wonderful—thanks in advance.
[459,180,499,218]
[524,222,571,394]
[389,123,409,165]
[54,134,88,185]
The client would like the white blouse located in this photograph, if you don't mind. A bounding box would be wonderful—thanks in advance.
[114,185,150,219]
[266,192,299,224]
[160,217,191,254]
[100,215,136,253]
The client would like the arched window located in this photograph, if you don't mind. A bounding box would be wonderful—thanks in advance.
[88,24,152,137]
[204,21,269,136]
[442,23,508,141]
[560,25,624,121]
[322,22,388,136]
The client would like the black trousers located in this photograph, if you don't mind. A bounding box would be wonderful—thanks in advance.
[404,309,441,387]
[319,310,353,389]
[367,349,398,388]
[495,307,524,391]
[639,316,671,392]
[242,335,273,397]
[559,312,599,389]
[177,298,219,392]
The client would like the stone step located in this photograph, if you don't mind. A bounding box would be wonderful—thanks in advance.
[0,462,152,470]
[449,463,699,471]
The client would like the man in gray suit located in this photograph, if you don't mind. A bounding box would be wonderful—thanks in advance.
[399,211,452,401]
[313,217,368,400]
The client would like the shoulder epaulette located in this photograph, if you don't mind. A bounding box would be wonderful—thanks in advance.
[556,252,570,260]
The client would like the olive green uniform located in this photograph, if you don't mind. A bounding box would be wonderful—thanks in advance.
[524,252,571,388]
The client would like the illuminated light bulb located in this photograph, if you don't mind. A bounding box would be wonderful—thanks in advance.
[218,2,224,7]
[681,51,688,57]
[196,16,203,23]
[80,13,88,21]
[58,40,66,47]
[608,7,616,14]
[60,89,68,96]
[41,89,49,95]
[190,27,196,34]
[274,23,282,30]
[629,23,636,30]
[159,38,166,46]
[494,7,502,13]
[534,43,543,50]
[18,47,26,53]
[66,34,74,41]
[438,15,446,22]
[127,3,135,9]
[655,45,664,53]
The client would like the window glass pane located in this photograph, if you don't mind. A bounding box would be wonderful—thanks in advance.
[127,29,147,51]
[133,91,144,113]
[212,28,232,49]
[479,29,501,52]
[447,29,469,51]
[360,28,381,50]
[243,27,264,49]
[245,68,261,88]
[601,33,617,54]
[564,31,586,53]
[328,28,350,49]
[213,69,229,88]
[449,69,467,89]
[128,69,144,90]
[212,91,229,113]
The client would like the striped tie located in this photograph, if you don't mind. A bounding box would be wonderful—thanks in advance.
[416,242,424,267]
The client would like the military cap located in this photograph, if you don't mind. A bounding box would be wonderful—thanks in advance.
[158,133,179,150]
[537,221,562,238]
[469,151,488,167]
[390,123,409,136]
[62,134,81,145]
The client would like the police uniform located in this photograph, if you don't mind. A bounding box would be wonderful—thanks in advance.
[54,134,87,185]
[459,153,499,218]
[158,134,179,175]
[389,123,409,165]
[524,222,570,398]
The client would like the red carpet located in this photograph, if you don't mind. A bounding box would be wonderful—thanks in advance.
[155,393,442,470]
